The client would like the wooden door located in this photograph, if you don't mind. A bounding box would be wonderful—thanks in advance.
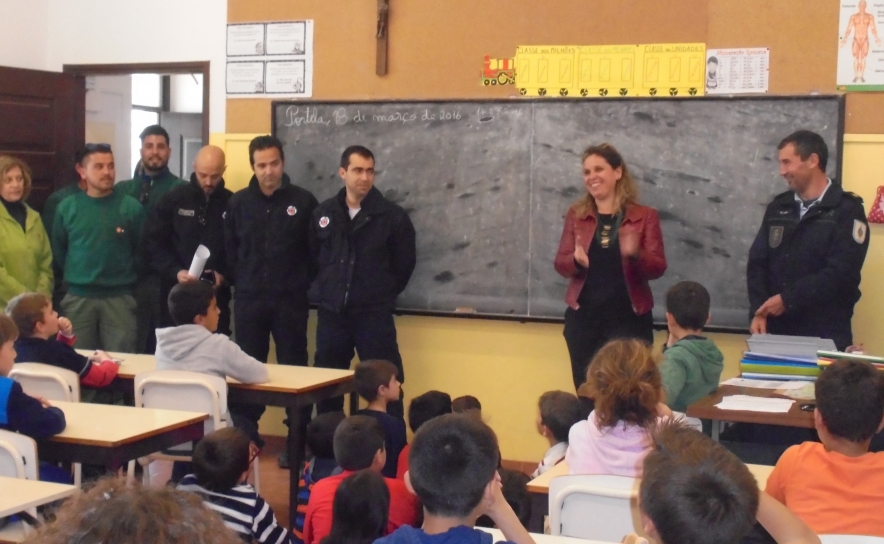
[0,66,85,211]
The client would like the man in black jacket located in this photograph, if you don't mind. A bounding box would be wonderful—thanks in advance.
[146,145,233,335]
[310,145,417,416]
[747,130,869,350]
[225,135,318,460]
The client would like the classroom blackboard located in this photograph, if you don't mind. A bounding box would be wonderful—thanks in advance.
[272,96,844,330]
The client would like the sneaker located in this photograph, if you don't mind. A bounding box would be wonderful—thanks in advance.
[278,450,289,469]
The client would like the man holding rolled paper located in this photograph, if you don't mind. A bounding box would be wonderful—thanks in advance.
[146,145,234,336]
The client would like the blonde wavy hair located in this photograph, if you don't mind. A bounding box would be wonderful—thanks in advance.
[584,338,661,429]
[0,154,33,200]
[571,143,638,217]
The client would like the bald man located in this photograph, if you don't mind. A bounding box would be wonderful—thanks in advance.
[146,145,234,334]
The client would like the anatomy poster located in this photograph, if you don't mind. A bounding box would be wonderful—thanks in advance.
[837,1,884,90]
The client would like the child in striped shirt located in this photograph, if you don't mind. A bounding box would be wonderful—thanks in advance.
[178,427,290,544]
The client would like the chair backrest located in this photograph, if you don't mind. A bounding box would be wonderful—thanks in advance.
[0,429,39,480]
[820,536,884,544]
[134,370,226,436]
[548,474,643,542]
[9,362,80,402]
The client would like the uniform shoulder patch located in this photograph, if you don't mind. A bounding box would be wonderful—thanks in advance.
[853,219,868,244]
[319,216,330,228]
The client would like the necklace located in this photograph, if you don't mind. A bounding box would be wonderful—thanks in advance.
[596,212,623,249]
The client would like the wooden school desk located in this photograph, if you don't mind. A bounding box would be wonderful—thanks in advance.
[524,461,774,533]
[685,385,814,441]
[0,476,77,517]
[479,527,615,544]
[36,401,207,472]
[80,350,357,529]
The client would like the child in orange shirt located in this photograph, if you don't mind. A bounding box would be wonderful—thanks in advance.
[765,359,884,537]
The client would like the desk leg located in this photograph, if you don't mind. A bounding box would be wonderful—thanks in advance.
[288,405,304,530]
[349,391,359,415]
[529,493,548,533]
[712,420,721,442]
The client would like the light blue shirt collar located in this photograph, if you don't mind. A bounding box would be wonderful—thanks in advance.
[794,179,832,219]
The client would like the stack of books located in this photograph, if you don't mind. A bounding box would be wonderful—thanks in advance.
[739,334,836,381]
[817,350,884,371]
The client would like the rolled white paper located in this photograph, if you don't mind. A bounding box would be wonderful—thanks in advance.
[188,244,211,278]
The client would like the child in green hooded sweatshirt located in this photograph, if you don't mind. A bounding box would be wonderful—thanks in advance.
[660,281,723,413]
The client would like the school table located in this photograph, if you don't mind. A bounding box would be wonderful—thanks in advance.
[36,401,207,472]
[78,350,357,529]
[524,461,774,533]
[0,476,77,517]
[685,385,815,441]
[479,527,615,544]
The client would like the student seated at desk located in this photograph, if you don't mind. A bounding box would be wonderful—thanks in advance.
[397,390,452,480]
[6,292,119,388]
[178,427,291,544]
[765,359,884,537]
[532,390,583,478]
[304,415,418,544]
[659,281,723,413]
[354,359,407,478]
[566,338,670,477]
[632,420,819,544]
[374,414,533,544]
[155,281,268,446]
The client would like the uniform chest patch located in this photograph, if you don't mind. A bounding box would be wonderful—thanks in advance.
[854,219,868,244]
[115,226,125,234]
[287,206,297,216]
[769,226,784,248]
[319,216,330,228]
[178,208,195,216]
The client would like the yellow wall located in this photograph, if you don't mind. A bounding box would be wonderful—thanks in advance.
[209,132,884,463]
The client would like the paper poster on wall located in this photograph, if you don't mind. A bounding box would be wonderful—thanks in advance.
[837,1,884,90]
[514,43,705,98]
[226,61,265,94]
[705,48,769,94]
[480,55,515,86]
[227,23,265,56]
[226,20,313,98]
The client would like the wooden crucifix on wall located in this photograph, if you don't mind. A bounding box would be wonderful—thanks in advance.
[376,0,390,75]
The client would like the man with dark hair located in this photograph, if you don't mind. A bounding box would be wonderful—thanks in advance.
[747,129,869,350]
[533,390,582,477]
[51,144,144,352]
[660,280,723,413]
[375,414,531,544]
[147,145,233,335]
[115,124,186,353]
[310,145,417,418]
[303,415,418,544]
[638,420,818,544]
[225,134,318,467]
[765,359,884,536]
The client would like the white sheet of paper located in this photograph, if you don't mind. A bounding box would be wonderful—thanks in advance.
[227,23,266,56]
[265,60,306,94]
[226,61,265,94]
[266,21,307,55]
[188,245,211,278]
[716,395,794,413]
[722,377,788,389]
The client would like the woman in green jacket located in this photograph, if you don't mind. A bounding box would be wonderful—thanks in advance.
[0,156,53,309]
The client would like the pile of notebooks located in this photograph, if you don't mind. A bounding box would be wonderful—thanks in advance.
[817,350,884,371]
[740,334,836,381]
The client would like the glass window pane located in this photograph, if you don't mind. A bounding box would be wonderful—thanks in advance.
[132,74,162,108]
[131,109,160,178]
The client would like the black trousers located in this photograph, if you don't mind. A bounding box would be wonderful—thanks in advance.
[314,307,404,417]
[232,295,310,440]
[160,279,232,336]
[563,305,654,391]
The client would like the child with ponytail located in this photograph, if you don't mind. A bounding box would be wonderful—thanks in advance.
[565,338,670,477]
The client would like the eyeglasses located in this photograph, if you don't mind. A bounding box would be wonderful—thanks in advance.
[84,143,112,152]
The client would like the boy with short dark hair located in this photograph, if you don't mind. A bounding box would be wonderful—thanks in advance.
[7,292,118,388]
[375,414,532,544]
[452,395,482,415]
[637,421,819,544]
[293,411,345,544]
[155,282,269,445]
[303,415,418,544]
[532,390,582,477]
[660,281,723,412]
[177,427,290,544]
[765,359,884,536]
[397,390,452,479]
[354,359,406,478]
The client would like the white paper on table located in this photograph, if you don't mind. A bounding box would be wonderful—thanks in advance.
[721,378,812,390]
[716,395,794,413]
[188,245,211,278]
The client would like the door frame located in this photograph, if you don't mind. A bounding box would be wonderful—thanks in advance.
[63,61,210,144]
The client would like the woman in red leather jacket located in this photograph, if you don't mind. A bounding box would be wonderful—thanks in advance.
[554,144,667,390]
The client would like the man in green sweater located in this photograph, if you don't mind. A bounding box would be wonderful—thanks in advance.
[51,144,145,352]
[660,281,724,413]
[114,125,185,353]
[42,177,86,311]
